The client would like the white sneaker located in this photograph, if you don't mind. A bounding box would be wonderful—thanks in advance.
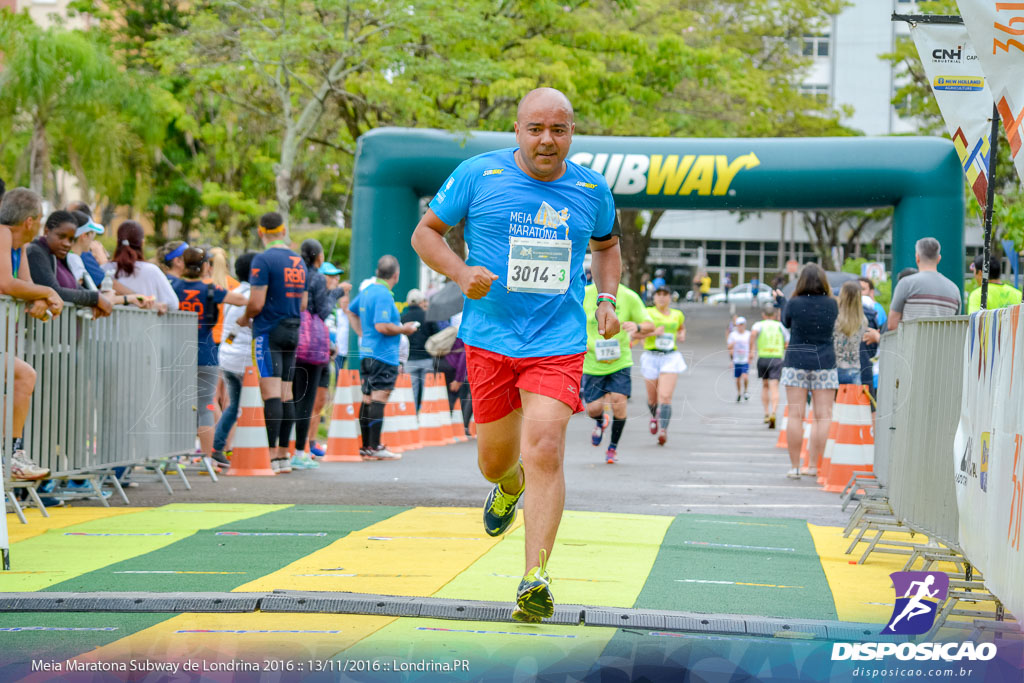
[10,450,49,480]
[786,467,800,479]
[278,457,293,473]
[801,467,817,477]
[369,445,402,461]
[271,459,281,473]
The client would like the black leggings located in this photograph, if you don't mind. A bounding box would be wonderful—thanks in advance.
[289,361,326,452]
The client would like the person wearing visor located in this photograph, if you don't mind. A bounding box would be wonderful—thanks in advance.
[66,212,107,290]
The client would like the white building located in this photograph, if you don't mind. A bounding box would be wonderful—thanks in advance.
[649,0,985,291]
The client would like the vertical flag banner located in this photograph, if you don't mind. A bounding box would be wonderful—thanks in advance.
[958,0,1024,186]
[910,22,994,207]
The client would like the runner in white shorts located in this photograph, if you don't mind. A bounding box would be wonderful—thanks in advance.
[637,285,686,446]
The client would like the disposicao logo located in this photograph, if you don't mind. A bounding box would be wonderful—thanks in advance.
[830,570,996,663]
[933,76,985,92]
[884,571,948,635]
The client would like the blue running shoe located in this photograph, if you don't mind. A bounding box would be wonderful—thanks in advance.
[591,414,609,446]
[483,466,524,537]
[511,550,554,623]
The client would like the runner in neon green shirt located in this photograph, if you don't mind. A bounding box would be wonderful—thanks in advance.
[582,282,653,463]
[637,286,687,446]
[967,255,1022,313]
[749,304,789,429]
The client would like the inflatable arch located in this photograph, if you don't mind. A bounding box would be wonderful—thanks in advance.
[350,128,964,299]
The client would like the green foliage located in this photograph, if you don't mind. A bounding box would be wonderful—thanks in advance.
[0,12,169,207]
[874,278,892,311]
[294,227,351,272]
[842,257,869,275]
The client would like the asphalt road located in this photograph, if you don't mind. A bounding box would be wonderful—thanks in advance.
[127,302,848,526]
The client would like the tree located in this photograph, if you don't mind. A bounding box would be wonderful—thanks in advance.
[801,209,893,271]
[0,13,167,207]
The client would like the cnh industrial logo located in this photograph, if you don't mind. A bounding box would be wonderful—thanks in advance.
[831,572,997,662]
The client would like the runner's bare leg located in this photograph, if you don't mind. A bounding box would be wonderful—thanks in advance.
[476,408,524,495]
[519,389,572,573]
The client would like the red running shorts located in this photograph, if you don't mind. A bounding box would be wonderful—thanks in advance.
[465,344,585,423]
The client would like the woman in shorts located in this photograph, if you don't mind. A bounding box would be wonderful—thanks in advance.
[780,264,838,479]
[638,285,686,446]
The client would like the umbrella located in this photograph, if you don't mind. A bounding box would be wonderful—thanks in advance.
[781,270,858,299]
[425,280,465,322]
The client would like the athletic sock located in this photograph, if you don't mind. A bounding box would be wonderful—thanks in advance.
[595,416,605,429]
[658,404,672,430]
[279,399,295,455]
[648,403,657,418]
[12,436,23,452]
[368,401,387,449]
[359,401,370,450]
[263,397,283,448]
[610,418,626,448]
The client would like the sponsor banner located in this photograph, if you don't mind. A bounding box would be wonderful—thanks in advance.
[953,305,1024,620]
[958,0,1024,185]
[910,22,994,206]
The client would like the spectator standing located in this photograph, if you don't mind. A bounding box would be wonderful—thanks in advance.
[105,222,178,313]
[750,277,760,307]
[346,255,417,460]
[26,211,114,317]
[325,278,352,382]
[700,273,711,303]
[888,238,961,329]
[858,277,887,331]
[0,188,63,480]
[780,264,838,479]
[833,281,869,386]
[66,202,109,286]
[967,254,1022,313]
[237,213,308,473]
[171,247,246,469]
[157,240,188,283]
[66,211,106,290]
[289,239,332,469]
[212,252,256,466]
[400,289,439,411]
[750,304,788,428]
[723,272,733,302]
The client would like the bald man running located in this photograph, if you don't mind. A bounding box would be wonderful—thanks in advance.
[412,88,622,622]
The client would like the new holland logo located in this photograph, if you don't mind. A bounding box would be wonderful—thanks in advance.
[534,202,570,229]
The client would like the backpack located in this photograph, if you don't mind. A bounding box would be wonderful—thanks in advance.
[296,310,330,365]
[425,325,458,358]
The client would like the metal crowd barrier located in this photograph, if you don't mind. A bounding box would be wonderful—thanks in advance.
[882,316,968,548]
[2,297,198,509]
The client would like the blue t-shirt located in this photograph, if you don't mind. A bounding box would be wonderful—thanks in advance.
[250,247,307,338]
[81,252,106,288]
[171,278,228,366]
[349,281,400,365]
[428,148,615,357]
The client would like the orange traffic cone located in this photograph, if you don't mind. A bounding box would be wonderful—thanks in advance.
[420,373,455,447]
[822,385,874,492]
[227,366,276,476]
[387,374,421,452]
[323,369,362,462]
[775,405,789,449]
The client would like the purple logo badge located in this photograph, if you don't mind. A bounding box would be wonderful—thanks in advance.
[883,571,949,635]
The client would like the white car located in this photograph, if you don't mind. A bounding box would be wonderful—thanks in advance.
[707,283,775,306]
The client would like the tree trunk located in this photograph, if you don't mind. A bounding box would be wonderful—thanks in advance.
[617,208,646,292]
[29,119,48,197]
